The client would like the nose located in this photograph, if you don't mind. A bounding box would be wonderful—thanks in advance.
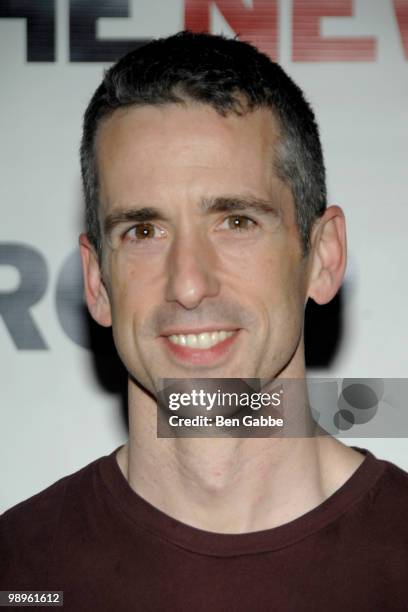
[164,229,221,309]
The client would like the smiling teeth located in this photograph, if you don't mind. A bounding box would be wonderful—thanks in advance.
[168,330,234,349]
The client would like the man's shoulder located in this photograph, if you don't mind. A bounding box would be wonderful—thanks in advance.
[2,453,104,522]
[374,454,408,506]
[0,453,107,587]
[352,452,408,546]
[376,454,408,493]
[349,449,408,505]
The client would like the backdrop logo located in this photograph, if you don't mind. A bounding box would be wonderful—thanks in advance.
[0,0,407,62]
[0,245,86,350]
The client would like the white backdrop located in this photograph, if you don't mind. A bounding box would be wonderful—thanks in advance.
[1,0,407,513]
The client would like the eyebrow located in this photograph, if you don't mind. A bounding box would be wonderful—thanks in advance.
[104,207,166,236]
[103,195,280,236]
[200,196,280,216]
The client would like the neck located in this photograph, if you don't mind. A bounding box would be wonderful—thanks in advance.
[116,379,365,533]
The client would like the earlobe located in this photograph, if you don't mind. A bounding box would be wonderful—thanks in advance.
[307,206,347,305]
[79,233,112,327]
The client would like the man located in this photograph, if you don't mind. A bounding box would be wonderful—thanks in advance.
[1,31,408,611]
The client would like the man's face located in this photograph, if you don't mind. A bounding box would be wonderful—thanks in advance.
[94,103,310,394]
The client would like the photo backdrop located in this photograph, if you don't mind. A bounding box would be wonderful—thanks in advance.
[1,0,407,512]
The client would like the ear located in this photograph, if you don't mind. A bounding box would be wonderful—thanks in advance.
[79,233,112,327]
[307,206,347,305]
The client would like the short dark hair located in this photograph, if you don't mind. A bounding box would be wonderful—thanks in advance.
[80,31,326,256]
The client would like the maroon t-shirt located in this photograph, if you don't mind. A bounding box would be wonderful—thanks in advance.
[1,446,408,611]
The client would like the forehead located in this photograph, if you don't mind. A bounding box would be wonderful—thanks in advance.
[95,102,289,215]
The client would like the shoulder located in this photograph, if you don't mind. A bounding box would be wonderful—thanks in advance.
[373,454,408,507]
[0,454,105,588]
[362,455,408,580]
[354,452,408,547]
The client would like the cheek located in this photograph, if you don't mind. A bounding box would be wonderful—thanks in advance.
[107,261,163,348]
[247,246,305,320]
[105,258,139,328]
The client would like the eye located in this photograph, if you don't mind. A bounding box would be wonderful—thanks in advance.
[221,215,257,232]
[124,223,164,241]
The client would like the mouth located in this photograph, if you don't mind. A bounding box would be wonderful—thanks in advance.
[160,328,240,366]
